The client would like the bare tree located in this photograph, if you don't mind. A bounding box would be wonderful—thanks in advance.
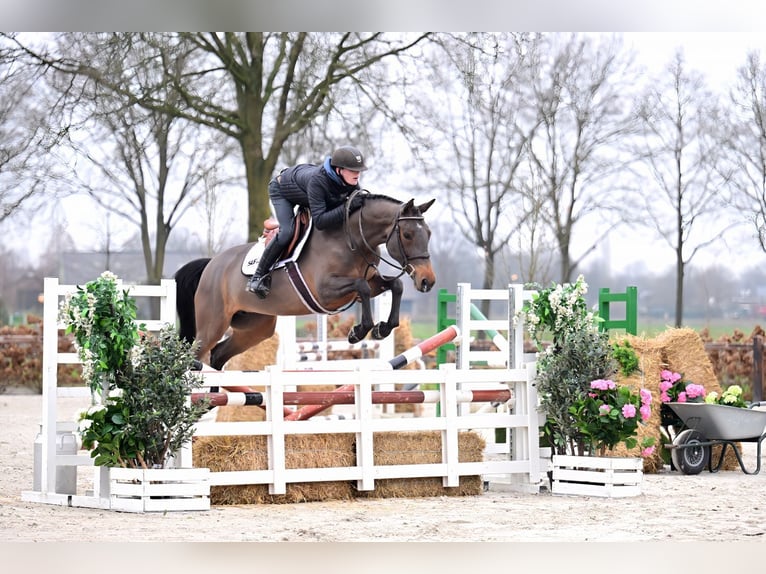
[407,33,541,313]
[8,32,432,241]
[0,35,64,224]
[525,33,640,283]
[37,35,237,285]
[635,49,732,327]
[724,50,766,255]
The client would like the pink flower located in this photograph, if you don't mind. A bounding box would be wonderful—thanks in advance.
[590,379,617,391]
[640,389,652,405]
[685,384,706,399]
[599,404,611,415]
[642,446,656,457]
[622,404,637,418]
[661,370,681,383]
[677,392,687,403]
[660,391,671,403]
[659,380,673,393]
[640,404,651,422]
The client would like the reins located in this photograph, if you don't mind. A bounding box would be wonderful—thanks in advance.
[344,190,430,282]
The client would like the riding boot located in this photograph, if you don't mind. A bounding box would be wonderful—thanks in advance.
[246,240,282,298]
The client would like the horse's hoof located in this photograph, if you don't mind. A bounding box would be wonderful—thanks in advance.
[348,329,362,345]
[372,323,392,340]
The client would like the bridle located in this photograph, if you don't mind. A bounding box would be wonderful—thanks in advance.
[344,191,431,281]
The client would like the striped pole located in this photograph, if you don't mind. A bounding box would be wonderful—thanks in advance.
[389,325,460,370]
[470,303,508,354]
[285,325,461,421]
[193,387,510,408]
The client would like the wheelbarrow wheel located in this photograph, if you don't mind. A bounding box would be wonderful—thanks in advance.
[671,429,710,475]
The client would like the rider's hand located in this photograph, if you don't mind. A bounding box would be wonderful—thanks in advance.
[349,194,364,211]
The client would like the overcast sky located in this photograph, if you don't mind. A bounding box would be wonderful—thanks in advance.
[5,30,766,278]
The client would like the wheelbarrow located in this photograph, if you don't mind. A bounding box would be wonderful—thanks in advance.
[662,401,766,475]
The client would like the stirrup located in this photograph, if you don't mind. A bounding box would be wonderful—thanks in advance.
[247,274,271,298]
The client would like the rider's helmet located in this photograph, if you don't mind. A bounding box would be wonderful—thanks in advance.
[330,146,368,171]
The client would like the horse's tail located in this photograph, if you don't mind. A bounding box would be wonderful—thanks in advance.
[173,257,211,344]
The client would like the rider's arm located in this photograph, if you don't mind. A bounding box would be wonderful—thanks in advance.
[307,180,346,230]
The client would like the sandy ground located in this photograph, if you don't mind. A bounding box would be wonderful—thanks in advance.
[2,393,766,551]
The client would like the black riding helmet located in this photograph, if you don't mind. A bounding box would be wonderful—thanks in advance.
[330,146,368,171]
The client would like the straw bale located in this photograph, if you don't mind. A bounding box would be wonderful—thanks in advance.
[358,430,485,498]
[609,334,666,473]
[192,430,485,504]
[223,332,279,371]
[193,433,356,504]
[608,329,738,472]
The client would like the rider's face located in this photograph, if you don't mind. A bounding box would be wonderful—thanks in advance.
[339,168,361,186]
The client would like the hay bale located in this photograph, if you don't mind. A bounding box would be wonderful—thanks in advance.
[609,329,738,472]
[193,433,356,504]
[223,332,279,371]
[358,430,485,498]
[192,430,485,504]
[609,334,666,472]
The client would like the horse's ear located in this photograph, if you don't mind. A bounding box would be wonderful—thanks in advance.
[417,199,436,214]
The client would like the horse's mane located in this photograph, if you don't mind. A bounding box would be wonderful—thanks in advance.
[361,191,401,204]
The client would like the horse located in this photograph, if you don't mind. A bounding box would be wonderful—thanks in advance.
[174,192,437,370]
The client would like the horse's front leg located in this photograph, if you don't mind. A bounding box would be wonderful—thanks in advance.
[369,276,403,340]
[347,278,374,344]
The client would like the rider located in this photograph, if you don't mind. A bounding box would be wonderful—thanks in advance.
[246,145,369,298]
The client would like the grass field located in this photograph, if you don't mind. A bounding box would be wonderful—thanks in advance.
[408,317,766,342]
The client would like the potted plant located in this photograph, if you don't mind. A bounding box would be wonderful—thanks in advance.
[519,275,655,496]
[60,271,211,511]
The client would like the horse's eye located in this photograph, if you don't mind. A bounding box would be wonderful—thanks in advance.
[403,232,413,240]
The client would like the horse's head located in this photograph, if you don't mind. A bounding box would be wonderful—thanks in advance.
[386,198,437,293]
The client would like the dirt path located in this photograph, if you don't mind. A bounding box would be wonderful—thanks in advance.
[2,394,765,545]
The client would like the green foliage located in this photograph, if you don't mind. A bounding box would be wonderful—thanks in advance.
[59,271,144,394]
[611,339,640,378]
[569,380,655,455]
[76,324,209,469]
[66,272,209,469]
[535,329,618,455]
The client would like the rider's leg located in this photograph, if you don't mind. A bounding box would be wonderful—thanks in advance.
[246,185,296,297]
[246,238,282,298]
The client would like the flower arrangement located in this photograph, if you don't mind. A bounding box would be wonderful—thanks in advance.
[569,379,656,457]
[62,272,209,469]
[517,274,599,350]
[658,370,707,403]
[705,384,748,408]
[528,275,655,458]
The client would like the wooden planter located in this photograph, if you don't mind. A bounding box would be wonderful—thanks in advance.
[551,455,643,498]
[108,467,210,513]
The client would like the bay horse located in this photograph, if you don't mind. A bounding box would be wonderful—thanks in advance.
[174,192,436,370]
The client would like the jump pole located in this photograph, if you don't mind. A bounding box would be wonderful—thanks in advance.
[284,325,461,421]
[470,303,509,355]
[193,387,510,407]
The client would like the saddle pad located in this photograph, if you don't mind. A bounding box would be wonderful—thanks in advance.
[241,239,266,275]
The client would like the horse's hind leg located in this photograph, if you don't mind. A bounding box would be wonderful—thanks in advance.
[209,312,278,370]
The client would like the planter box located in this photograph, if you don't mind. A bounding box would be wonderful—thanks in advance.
[551,455,642,498]
[108,467,210,513]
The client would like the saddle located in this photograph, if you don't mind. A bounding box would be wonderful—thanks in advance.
[262,207,310,256]
[242,207,311,275]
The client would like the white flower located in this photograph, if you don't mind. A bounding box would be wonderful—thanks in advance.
[87,404,107,416]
